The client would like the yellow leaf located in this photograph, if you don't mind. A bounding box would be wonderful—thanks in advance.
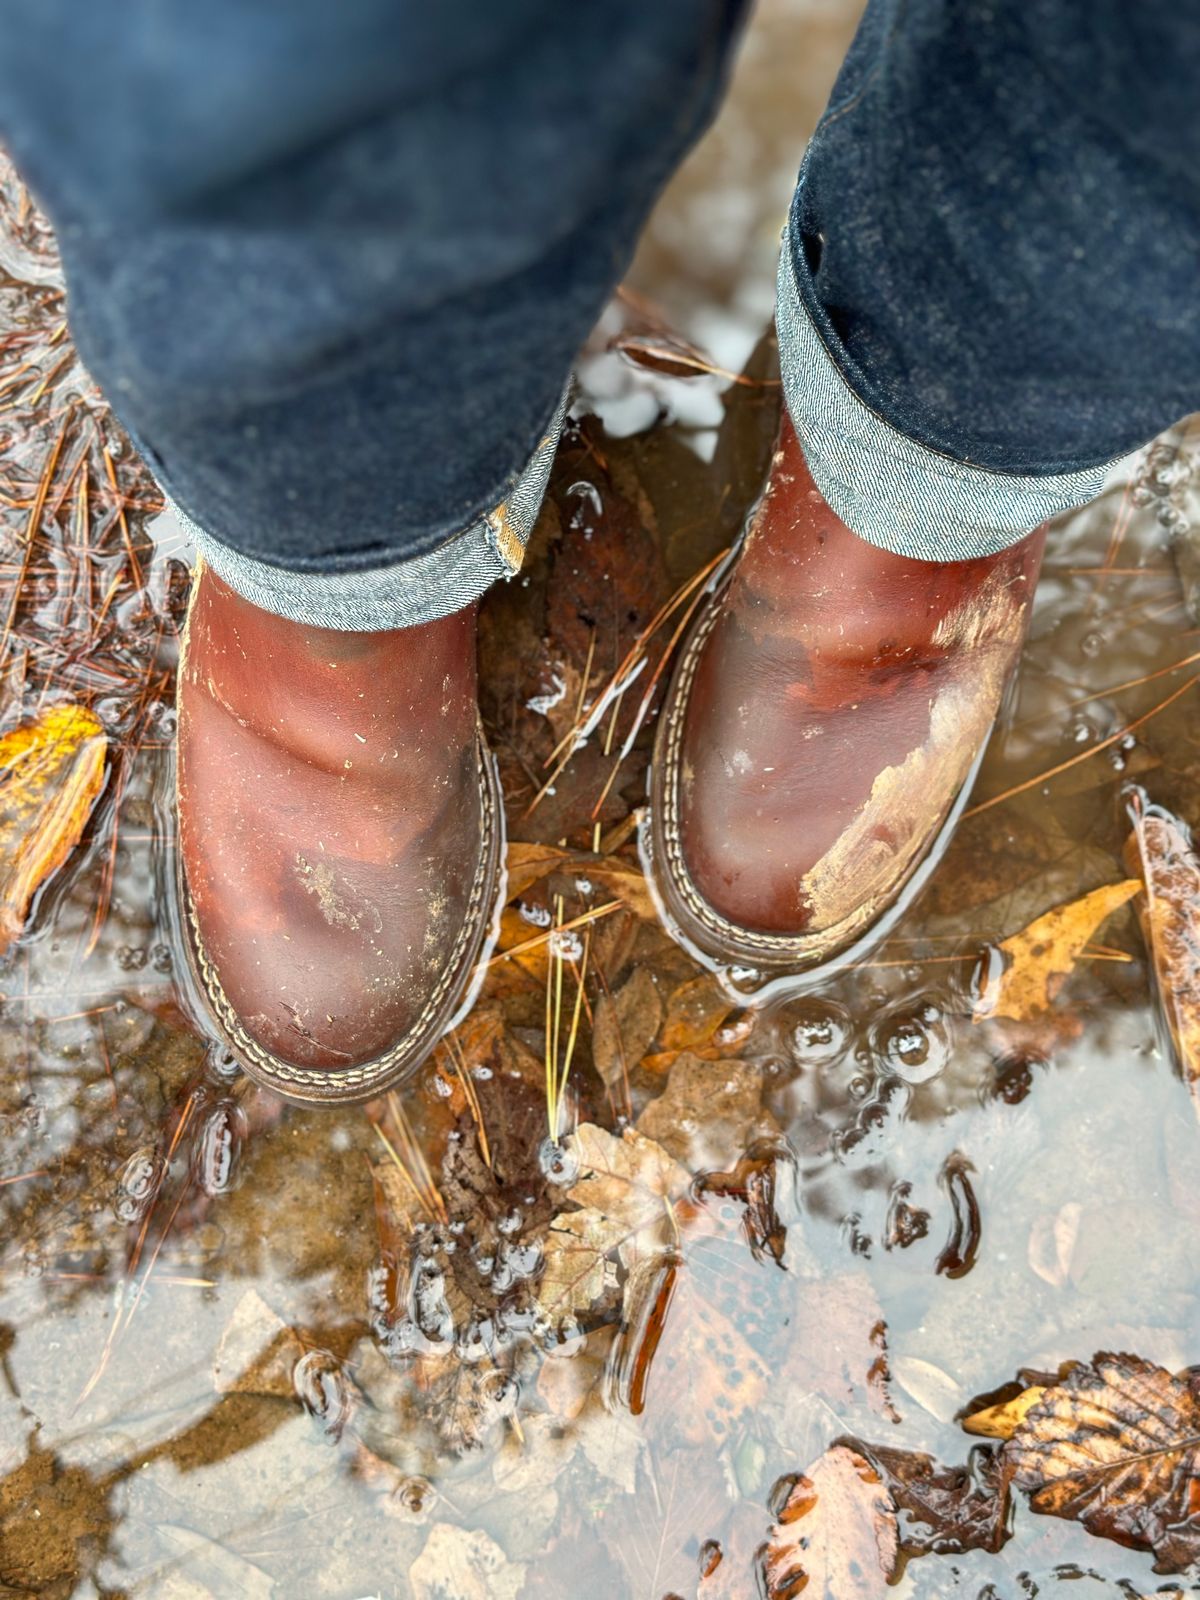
[962,1385,1048,1440]
[0,704,106,954]
[974,879,1142,1022]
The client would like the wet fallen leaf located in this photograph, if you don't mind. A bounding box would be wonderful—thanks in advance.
[410,1522,526,1600]
[771,1273,898,1431]
[1124,792,1200,1103]
[1006,1351,1200,1572]
[211,1288,305,1399]
[963,1385,1048,1441]
[536,1123,689,1325]
[592,965,663,1090]
[1027,1199,1083,1288]
[974,879,1142,1022]
[612,1239,771,1447]
[637,1052,775,1173]
[659,973,735,1053]
[545,441,671,674]
[0,703,106,953]
[614,1447,734,1598]
[570,1393,645,1495]
[891,1355,965,1424]
[763,1445,899,1600]
[851,1440,1011,1557]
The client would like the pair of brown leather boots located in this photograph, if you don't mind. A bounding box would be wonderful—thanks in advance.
[177,416,1043,1105]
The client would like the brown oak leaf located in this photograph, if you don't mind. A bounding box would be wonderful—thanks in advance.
[592,965,663,1090]
[637,1051,775,1174]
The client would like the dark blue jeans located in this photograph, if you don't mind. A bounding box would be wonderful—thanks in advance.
[1,0,1196,624]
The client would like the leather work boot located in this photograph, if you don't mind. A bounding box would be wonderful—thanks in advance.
[649,414,1045,975]
[176,568,502,1105]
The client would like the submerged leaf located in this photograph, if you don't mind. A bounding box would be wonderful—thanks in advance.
[410,1522,526,1600]
[535,1124,688,1324]
[974,879,1141,1022]
[614,1448,734,1600]
[637,1052,775,1173]
[591,965,663,1089]
[0,703,106,953]
[851,1440,1011,1557]
[1124,792,1200,1104]
[763,1445,898,1599]
[1006,1351,1200,1572]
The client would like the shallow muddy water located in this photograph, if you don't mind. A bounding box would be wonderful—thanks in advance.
[4,5,1200,1598]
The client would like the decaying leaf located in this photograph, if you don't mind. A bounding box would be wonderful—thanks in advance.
[774,1273,899,1428]
[763,1445,899,1600]
[211,1288,305,1399]
[612,1247,770,1447]
[851,1440,1011,1557]
[1006,1351,1200,1572]
[536,1208,623,1321]
[536,1123,689,1324]
[0,703,106,953]
[636,1052,775,1173]
[592,965,663,1090]
[974,879,1141,1022]
[409,1522,526,1600]
[1124,792,1200,1103]
[614,1448,734,1599]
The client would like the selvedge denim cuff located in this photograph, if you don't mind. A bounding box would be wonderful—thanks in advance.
[775,242,1137,560]
[170,385,571,631]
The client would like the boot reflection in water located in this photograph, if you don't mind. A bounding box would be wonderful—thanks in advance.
[3,0,1195,1098]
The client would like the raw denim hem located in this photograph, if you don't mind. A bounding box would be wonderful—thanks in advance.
[170,384,571,631]
[775,241,1136,560]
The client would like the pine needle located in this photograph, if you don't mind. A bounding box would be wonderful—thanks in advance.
[965,673,1199,819]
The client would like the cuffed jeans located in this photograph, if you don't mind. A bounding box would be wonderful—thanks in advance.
[2,0,1197,630]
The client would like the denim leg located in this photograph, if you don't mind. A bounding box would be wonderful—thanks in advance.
[0,0,745,624]
[778,0,1200,560]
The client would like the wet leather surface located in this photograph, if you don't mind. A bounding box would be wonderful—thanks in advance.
[677,415,1045,936]
[177,570,484,1072]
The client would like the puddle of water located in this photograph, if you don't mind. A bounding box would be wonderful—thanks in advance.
[4,6,1200,1596]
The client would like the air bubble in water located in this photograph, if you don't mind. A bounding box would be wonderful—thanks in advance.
[788,1000,850,1067]
[114,1146,166,1222]
[539,1138,579,1186]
